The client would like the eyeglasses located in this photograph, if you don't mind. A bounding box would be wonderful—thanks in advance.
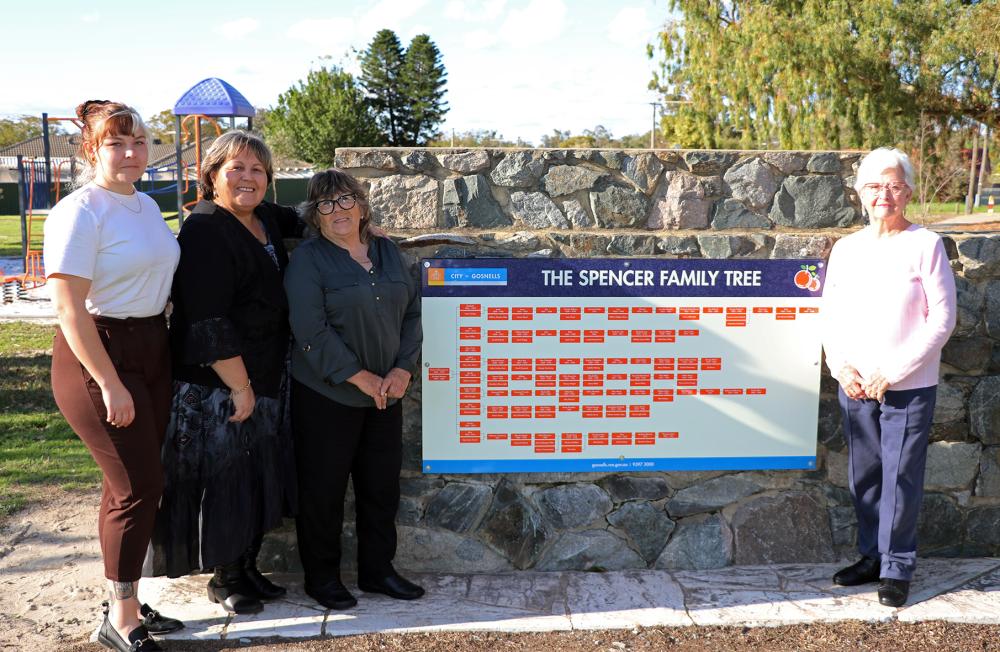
[313,193,357,214]
[861,182,909,196]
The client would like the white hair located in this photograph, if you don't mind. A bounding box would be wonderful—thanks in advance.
[854,147,916,194]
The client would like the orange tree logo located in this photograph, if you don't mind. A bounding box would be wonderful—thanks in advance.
[793,264,821,291]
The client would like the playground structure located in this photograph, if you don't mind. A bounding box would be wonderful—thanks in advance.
[5,78,256,295]
[170,78,256,223]
[5,113,83,290]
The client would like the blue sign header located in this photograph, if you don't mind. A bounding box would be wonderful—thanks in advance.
[421,258,825,298]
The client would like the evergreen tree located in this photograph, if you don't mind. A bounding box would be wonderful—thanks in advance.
[360,29,450,146]
[400,34,449,145]
[360,29,407,146]
[264,66,382,167]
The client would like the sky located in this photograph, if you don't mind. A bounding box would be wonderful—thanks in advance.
[0,0,668,146]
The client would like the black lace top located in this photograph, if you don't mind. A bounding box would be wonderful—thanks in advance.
[169,200,304,397]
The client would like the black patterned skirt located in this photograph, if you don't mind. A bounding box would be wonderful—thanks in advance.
[149,374,296,577]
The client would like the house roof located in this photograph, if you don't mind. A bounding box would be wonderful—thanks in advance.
[1,134,313,178]
[0,133,80,158]
[0,134,182,166]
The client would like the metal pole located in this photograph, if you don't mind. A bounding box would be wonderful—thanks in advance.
[16,156,28,261]
[966,127,979,214]
[41,113,52,209]
[175,114,184,226]
[649,103,657,149]
[975,124,989,209]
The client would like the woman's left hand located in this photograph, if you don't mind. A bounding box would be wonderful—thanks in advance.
[862,370,890,402]
[379,367,411,399]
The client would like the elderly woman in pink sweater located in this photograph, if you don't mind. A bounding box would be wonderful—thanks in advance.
[822,147,956,607]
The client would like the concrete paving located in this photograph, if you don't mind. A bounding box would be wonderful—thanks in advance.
[103,558,1000,643]
[932,212,1000,227]
[0,283,56,322]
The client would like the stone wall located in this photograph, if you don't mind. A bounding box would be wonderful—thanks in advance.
[262,148,1000,574]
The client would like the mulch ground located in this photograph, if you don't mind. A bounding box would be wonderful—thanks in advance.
[58,621,1000,651]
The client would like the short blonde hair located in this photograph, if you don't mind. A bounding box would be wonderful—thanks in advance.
[854,147,915,194]
[199,130,274,200]
[299,168,373,243]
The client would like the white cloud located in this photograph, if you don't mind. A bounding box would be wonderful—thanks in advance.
[286,18,358,52]
[462,28,499,50]
[358,0,431,39]
[499,0,566,47]
[444,0,508,22]
[607,6,658,48]
[81,12,100,23]
[217,17,261,40]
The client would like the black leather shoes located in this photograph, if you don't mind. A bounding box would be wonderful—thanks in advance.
[139,603,184,634]
[833,557,881,586]
[878,578,910,607]
[358,571,425,600]
[207,561,263,614]
[305,578,357,610]
[98,605,162,651]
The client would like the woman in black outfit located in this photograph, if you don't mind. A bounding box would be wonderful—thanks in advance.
[285,169,423,610]
[152,131,300,614]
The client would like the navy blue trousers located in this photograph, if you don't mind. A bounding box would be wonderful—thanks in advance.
[838,385,937,581]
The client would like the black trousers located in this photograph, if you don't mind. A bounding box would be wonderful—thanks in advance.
[292,380,403,587]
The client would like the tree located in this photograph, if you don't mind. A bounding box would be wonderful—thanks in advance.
[400,35,449,145]
[649,0,1000,150]
[0,116,45,148]
[263,66,382,167]
[428,129,523,147]
[360,29,449,146]
[539,125,646,148]
[360,29,407,146]
[146,110,177,144]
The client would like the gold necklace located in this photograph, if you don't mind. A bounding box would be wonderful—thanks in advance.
[97,184,142,214]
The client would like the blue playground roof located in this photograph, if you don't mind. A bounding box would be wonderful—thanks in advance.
[173,78,255,117]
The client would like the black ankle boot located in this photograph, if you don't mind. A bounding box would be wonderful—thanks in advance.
[243,534,286,600]
[207,559,263,614]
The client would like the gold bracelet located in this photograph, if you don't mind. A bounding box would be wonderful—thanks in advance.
[230,378,252,396]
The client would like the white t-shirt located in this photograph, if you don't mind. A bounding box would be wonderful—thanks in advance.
[43,183,180,318]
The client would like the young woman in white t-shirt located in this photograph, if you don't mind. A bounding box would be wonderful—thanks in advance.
[43,100,182,652]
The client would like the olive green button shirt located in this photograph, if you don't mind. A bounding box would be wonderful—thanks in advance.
[284,236,421,407]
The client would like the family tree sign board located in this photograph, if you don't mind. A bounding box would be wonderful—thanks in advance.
[420,258,825,474]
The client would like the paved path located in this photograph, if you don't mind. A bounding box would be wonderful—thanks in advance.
[932,212,999,226]
[118,559,1000,643]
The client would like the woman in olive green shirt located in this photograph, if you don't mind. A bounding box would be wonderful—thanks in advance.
[285,169,422,611]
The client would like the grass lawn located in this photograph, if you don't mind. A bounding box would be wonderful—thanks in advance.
[0,214,44,258]
[0,322,99,520]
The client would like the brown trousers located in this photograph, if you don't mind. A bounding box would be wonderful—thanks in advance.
[51,314,171,581]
